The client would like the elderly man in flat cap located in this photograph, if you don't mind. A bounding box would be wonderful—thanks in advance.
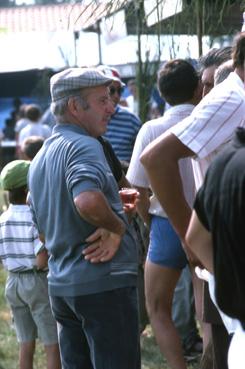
[28,68,141,369]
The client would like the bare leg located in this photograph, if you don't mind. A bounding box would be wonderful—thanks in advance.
[19,341,35,369]
[191,270,212,351]
[145,260,187,369]
[44,343,62,369]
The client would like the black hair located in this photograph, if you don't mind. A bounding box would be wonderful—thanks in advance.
[25,104,42,122]
[8,185,27,205]
[157,59,199,106]
[21,136,44,160]
[199,47,232,72]
[232,32,245,68]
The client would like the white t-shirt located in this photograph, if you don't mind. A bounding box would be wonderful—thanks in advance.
[228,323,245,369]
[207,272,245,369]
[15,118,29,133]
[18,122,52,144]
[170,72,245,189]
[126,95,139,116]
[127,104,196,217]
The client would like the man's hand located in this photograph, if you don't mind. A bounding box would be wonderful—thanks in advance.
[119,188,139,223]
[82,228,122,263]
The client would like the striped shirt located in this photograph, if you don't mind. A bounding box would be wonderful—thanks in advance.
[103,105,141,162]
[170,72,245,190]
[0,204,43,272]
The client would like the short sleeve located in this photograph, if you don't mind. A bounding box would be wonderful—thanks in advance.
[65,140,110,198]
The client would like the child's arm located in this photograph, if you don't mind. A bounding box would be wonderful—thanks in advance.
[36,248,48,269]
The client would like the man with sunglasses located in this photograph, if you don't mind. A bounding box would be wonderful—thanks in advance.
[98,65,141,163]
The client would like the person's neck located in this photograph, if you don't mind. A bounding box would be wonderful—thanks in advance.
[235,66,244,82]
[10,201,27,205]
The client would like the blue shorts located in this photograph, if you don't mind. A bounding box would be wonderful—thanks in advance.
[147,215,188,269]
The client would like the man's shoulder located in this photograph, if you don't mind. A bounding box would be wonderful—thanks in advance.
[0,209,8,222]
[114,105,141,123]
[142,107,191,134]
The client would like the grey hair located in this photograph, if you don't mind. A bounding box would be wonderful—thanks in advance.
[214,60,234,85]
[199,47,232,73]
[50,90,90,123]
[50,96,70,123]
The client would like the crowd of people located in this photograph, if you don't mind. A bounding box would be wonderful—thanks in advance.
[0,30,244,369]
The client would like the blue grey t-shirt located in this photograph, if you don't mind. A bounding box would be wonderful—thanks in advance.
[28,124,138,297]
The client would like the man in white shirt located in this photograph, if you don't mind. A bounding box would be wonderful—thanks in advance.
[141,32,245,369]
[127,59,202,369]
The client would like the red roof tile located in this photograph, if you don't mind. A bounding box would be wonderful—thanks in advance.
[0,1,128,33]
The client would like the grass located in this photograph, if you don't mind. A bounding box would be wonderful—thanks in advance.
[0,266,200,369]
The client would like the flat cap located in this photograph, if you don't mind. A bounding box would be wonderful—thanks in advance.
[50,67,113,102]
[0,160,30,191]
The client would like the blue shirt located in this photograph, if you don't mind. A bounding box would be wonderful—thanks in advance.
[103,105,141,162]
[28,123,138,297]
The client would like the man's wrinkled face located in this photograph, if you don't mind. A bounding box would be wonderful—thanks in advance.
[109,81,123,106]
[201,65,216,97]
[75,85,115,137]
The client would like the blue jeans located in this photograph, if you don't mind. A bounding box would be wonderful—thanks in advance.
[50,287,141,369]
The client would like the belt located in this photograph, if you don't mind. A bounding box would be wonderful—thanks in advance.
[9,269,47,274]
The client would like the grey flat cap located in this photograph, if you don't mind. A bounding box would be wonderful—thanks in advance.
[50,67,113,102]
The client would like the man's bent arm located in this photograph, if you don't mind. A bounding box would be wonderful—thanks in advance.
[185,210,213,273]
[74,191,126,263]
[140,132,194,240]
[74,190,125,237]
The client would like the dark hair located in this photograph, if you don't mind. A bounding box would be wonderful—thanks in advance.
[232,32,245,68]
[199,47,232,72]
[157,59,199,106]
[21,136,44,160]
[8,185,27,204]
[25,104,42,122]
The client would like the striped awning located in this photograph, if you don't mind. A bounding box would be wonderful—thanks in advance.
[0,1,128,33]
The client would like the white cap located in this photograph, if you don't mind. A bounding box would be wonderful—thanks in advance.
[97,65,125,87]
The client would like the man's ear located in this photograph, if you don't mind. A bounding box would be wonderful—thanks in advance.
[68,96,80,116]
[194,80,203,104]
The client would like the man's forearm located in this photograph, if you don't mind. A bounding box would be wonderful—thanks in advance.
[185,210,214,273]
[74,191,126,236]
[140,133,194,240]
[143,158,191,238]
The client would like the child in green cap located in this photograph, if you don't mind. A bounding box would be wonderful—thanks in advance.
[0,160,61,369]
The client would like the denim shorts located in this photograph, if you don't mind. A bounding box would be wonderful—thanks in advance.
[50,287,141,369]
[147,215,188,269]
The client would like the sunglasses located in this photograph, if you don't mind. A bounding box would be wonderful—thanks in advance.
[109,86,124,95]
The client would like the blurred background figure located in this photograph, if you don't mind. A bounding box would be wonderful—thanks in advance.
[17,104,51,149]
[125,79,139,116]
[19,136,44,161]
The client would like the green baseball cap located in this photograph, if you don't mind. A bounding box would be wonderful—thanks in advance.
[0,160,30,191]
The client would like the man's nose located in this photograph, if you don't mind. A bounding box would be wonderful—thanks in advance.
[107,100,115,114]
